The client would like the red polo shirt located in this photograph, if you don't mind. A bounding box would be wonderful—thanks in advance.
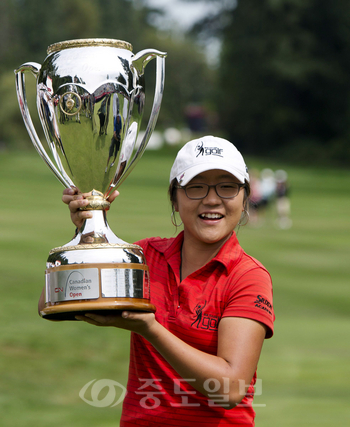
[121,232,274,426]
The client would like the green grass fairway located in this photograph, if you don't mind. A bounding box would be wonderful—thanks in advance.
[0,148,349,426]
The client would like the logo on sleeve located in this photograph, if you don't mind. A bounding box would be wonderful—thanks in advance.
[254,295,273,315]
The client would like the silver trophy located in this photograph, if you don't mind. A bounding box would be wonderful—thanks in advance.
[15,38,166,320]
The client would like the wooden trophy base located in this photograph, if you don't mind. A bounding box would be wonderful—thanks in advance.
[43,240,155,321]
[41,298,156,321]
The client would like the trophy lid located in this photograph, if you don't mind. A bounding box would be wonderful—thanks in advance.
[47,38,133,55]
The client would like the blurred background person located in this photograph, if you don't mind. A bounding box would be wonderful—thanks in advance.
[257,168,276,223]
[248,168,263,226]
[275,169,292,229]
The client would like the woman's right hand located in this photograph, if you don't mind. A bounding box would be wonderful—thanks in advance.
[62,187,119,230]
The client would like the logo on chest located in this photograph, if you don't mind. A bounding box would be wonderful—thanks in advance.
[191,301,219,331]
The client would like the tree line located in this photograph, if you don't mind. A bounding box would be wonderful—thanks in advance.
[0,0,215,150]
[1,0,350,164]
[195,0,350,164]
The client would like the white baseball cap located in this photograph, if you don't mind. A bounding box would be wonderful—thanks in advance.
[170,136,249,185]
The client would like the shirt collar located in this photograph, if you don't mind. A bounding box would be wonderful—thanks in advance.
[149,231,243,274]
[213,232,243,272]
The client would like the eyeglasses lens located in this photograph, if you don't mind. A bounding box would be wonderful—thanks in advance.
[185,183,240,199]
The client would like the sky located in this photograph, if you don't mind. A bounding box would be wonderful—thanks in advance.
[145,0,222,66]
[145,0,217,31]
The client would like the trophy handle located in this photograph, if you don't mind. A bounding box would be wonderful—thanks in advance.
[106,49,166,196]
[15,62,72,188]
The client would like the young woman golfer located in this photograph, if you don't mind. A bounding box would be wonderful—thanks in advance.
[61,136,274,426]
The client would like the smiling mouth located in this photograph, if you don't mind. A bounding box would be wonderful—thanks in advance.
[199,213,224,220]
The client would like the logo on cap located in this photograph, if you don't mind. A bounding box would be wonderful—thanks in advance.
[178,173,185,184]
[195,141,223,158]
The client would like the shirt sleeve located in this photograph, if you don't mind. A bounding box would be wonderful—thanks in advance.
[222,267,275,338]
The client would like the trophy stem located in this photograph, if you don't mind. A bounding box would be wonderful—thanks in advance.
[82,189,110,211]
[63,210,127,247]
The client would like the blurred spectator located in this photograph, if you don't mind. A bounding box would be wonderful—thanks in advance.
[248,169,263,225]
[247,168,292,228]
[275,170,292,229]
[257,168,277,223]
[185,104,206,132]
[260,168,277,206]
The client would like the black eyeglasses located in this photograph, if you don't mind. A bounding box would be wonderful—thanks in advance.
[175,182,245,200]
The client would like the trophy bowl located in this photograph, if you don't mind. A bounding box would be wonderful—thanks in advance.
[15,38,166,320]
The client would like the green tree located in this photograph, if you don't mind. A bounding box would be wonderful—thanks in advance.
[218,0,350,163]
[188,0,350,163]
[0,0,214,147]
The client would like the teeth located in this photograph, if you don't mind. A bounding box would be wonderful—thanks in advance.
[200,213,223,219]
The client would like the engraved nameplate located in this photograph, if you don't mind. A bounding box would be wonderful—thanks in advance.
[46,268,100,302]
[101,268,144,298]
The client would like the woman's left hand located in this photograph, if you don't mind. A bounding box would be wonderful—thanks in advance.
[75,311,157,338]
